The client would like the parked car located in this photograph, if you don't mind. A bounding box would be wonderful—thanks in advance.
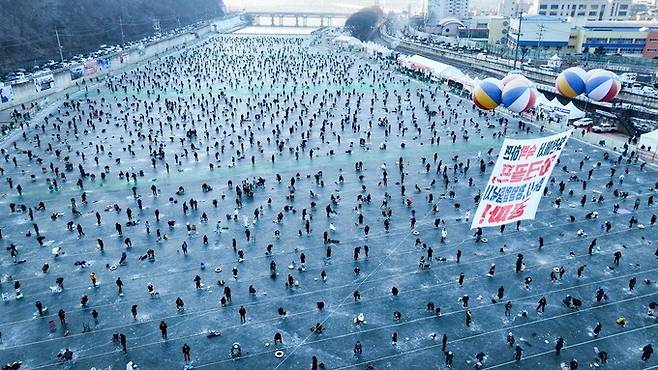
[592,123,616,133]
[572,118,593,127]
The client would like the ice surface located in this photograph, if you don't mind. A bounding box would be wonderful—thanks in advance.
[0,34,656,370]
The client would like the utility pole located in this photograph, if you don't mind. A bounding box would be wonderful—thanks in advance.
[535,24,545,59]
[55,28,64,63]
[119,17,126,45]
[512,9,523,70]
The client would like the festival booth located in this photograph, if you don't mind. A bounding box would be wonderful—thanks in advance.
[538,96,585,123]
[360,42,393,59]
[564,101,586,120]
[332,35,362,49]
[397,54,471,87]
[463,76,478,93]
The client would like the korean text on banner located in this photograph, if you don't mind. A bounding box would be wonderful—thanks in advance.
[471,130,573,229]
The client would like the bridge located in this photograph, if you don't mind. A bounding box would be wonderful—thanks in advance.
[246,11,352,27]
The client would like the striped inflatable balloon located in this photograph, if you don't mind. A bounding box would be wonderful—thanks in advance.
[501,77,537,113]
[501,73,523,86]
[555,67,586,98]
[472,78,503,110]
[585,69,621,102]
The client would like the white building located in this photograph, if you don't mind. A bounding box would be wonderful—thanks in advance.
[530,0,632,20]
[498,0,532,17]
[427,0,470,25]
[507,15,572,50]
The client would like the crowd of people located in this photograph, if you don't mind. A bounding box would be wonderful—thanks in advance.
[0,32,656,369]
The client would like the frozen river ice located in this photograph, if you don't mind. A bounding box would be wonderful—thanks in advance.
[0,32,657,370]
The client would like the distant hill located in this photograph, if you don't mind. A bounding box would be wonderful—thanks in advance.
[344,6,385,42]
[0,0,225,75]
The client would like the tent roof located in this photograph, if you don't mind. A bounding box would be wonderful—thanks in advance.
[639,129,658,152]
[333,35,362,45]
[564,101,586,120]
[361,42,392,56]
[548,97,565,109]
[398,55,471,84]
[536,92,551,106]
[641,128,658,141]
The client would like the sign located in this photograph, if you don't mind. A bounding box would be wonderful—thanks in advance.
[471,130,573,229]
[34,74,55,92]
[120,52,129,64]
[554,107,569,114]
[69,64,84,80]
[84,60,98,76]
[0,83,13,104]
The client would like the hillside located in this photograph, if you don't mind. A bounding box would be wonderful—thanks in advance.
[0,0,225,75]
[344,6,384,41]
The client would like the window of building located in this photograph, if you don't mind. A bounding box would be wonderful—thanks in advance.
[550,11,558,15]
[591,4,598,9]
[588,11,597,15]
[577,11,586,15]
[539,4,547,9]
[578,4,586,9]
[618,11,627,15]
[619,4,628,9]
[550,4,559,9]
[539,10,547,14]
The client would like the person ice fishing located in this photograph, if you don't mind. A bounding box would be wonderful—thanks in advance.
[353,341,362,356]
[182,343,191,362]
[160,320,168,339]
[642,344,653,362]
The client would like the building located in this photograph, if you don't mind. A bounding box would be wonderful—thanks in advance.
[498,0,532,17]
[629,2,658,20]
[487,16,511,45]
[577,20,658,56]
[459,16,492,39]
[507,15,573,53]
[426,0,470,26]
[608,0,633,20]
[530,0,632,20]
[485,13,658,58]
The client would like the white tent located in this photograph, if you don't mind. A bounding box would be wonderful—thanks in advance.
[333,35,362,47]
[639,129,658,153]
[548,97,566,110]
[361,42,393,58]
[397,54,471,85]
[564,101,586,120]
[536,92,551,107]
[541,97,585,120]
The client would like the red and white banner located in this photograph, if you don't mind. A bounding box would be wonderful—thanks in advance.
[471,130,573,229]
